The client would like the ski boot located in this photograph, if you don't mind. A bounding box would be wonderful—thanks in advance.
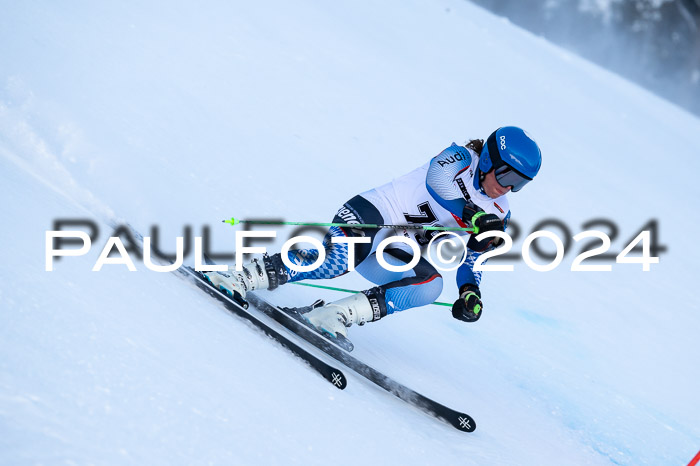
[296,291,384,350]
[202,254,288,309]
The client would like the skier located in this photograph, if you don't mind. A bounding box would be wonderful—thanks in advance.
[205,126,542,344]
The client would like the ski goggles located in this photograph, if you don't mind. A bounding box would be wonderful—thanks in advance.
[485,133,533,192]
[494,164,532,192]
[486,133,532,192]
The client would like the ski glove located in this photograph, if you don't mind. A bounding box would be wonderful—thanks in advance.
[462,205,504,252]
[462,204,504,235]
[452,284,483,323]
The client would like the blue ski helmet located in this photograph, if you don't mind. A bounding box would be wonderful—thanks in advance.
[479,126,542,192]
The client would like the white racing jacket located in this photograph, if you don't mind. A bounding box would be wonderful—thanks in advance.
[359,143,511,288]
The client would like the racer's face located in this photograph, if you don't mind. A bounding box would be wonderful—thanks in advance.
[482,170,511,198]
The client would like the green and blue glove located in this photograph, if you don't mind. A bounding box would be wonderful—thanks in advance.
[462,205,505,251]
[452,284,483,323]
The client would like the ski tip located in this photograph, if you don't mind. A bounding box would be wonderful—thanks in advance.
[328,370,347,390]
[453,414,476,432]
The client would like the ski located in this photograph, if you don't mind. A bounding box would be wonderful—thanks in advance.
[111,224,347,389]
[115,224,472,431]
[245,293,476,432]
[180,266,347,390]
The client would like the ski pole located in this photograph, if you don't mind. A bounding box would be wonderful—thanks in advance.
[289,282,452,307]
[223,217,474,233]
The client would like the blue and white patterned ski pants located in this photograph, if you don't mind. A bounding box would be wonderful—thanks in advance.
[273,195,444,314]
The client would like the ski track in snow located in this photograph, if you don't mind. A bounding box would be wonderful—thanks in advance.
[1,0,699,464]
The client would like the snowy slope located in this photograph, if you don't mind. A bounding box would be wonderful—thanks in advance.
[1,0,699,464]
